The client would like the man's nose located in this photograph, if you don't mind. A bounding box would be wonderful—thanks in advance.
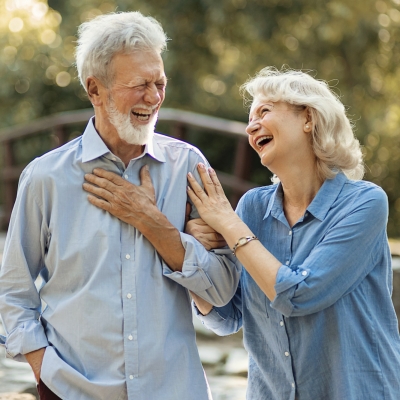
[144,84,161,105]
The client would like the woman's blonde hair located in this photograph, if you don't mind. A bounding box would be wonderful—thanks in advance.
[241,66,364,182]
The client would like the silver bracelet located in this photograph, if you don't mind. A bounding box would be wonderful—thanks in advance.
[232,236,258,256]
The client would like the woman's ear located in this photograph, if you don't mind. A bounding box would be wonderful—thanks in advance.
[303,107,313,133]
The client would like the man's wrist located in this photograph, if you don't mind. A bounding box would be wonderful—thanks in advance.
[25,347,46,382]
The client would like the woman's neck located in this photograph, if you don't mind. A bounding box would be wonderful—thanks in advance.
[279,167,324,227]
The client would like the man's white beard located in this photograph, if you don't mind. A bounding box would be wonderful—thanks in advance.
[106,98,158,145]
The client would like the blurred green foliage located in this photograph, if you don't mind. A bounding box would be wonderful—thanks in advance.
[1,0,400,235]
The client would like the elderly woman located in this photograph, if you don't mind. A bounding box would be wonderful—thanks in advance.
[186,67,400,400]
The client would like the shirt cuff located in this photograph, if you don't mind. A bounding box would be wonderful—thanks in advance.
[192,301,226,330]
[162,232,214,292]
[271,264,310,316]
[5,319,49,360]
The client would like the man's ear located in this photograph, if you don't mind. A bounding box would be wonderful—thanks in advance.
[86,77,104,107]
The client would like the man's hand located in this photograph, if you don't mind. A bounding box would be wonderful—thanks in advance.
[25,347,46,383]
[83,165,157,228]
[83,165,186,271]
[186,218,227,250]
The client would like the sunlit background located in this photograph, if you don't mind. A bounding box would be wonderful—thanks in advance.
[1,0,400,235]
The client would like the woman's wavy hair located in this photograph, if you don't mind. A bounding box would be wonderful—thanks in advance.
[75,11,168,91]
[241,66,364,182]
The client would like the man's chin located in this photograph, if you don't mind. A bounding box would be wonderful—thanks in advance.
[118,124,154,146]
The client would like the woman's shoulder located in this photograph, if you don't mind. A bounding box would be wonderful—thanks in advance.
[342,179,388,203]
[335,178,389,221]
[236,184,278,211]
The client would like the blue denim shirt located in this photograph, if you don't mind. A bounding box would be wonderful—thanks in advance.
[0,118,240,400]
[195,173,400,400]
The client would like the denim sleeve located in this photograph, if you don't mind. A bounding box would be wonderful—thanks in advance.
[271,188,389,317]
[163,234,241,307]
[192,280,243,336]
[0,162,49,360]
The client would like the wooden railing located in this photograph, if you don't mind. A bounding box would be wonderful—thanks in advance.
[0,108,257,228]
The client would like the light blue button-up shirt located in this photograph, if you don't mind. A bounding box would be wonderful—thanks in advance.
[195,173,400,400]
[0,118,240,400]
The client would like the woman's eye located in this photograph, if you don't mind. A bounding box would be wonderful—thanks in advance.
[261,108,270,114]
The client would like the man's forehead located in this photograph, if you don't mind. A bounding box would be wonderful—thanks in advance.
[111,51,166,83]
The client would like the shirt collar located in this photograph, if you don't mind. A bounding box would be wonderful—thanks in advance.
[306,172,347,221]
[263,172,347,222]
[263,184,281,220]
[81,117,166,163]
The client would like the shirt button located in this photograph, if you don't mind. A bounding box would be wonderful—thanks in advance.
[128,335,133,340]
[127,293,132,299]
[126,254,131,259]
[280,321,284,326]
[124,174,128,179]
[112,157,116,161]
[288,230,292,235]
[305,212,308,217]
[292,382,295,388]
[302,271,307,276]
[285,351,290,357]
[285,261,289,265]
[129,375,134,380]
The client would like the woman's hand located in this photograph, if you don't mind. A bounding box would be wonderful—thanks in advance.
[186,218,227,250]
[187,163,241,235]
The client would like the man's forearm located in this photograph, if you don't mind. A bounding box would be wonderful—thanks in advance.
[136,209,185,271]
[191,292,213,315]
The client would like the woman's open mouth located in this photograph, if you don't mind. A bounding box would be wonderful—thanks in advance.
[255,135,273,149]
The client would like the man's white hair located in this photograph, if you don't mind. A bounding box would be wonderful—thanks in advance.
[75,11,168,91]
[241,66,364,182]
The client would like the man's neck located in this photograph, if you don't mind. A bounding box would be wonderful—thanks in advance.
[94,117,146,167]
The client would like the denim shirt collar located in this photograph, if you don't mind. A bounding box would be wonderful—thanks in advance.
[263,172,347,222]
[81,117,166,163]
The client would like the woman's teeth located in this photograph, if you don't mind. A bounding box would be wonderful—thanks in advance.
[256,136,273,148]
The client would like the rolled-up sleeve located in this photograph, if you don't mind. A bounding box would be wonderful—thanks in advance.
[271,187,389,317]
[0,161,49,360]
[163,232,241,307]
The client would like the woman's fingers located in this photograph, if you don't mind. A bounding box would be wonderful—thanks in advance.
[187,172,206,199]
[208,167,226,197]
[196,163,217,196]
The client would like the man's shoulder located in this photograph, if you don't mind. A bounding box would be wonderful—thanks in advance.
[154,132,203,156]
[23,136,82,179]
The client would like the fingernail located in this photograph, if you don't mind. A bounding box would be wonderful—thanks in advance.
[209,167,215,174]
[187,186,191,191]
[144,165,149,171]
[188,172,193,178]
[198,163,205,169]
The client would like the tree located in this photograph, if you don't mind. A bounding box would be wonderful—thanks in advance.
[1,0,400,234]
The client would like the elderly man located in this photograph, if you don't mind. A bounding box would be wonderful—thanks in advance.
[0,12,239,400]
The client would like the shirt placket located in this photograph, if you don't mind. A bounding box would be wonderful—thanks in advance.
[279,225,297,398]
[119,168,140,395]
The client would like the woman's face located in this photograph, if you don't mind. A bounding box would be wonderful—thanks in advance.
[246,98,312,173]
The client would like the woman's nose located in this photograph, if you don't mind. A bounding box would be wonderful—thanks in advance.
[246,120,260,136]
